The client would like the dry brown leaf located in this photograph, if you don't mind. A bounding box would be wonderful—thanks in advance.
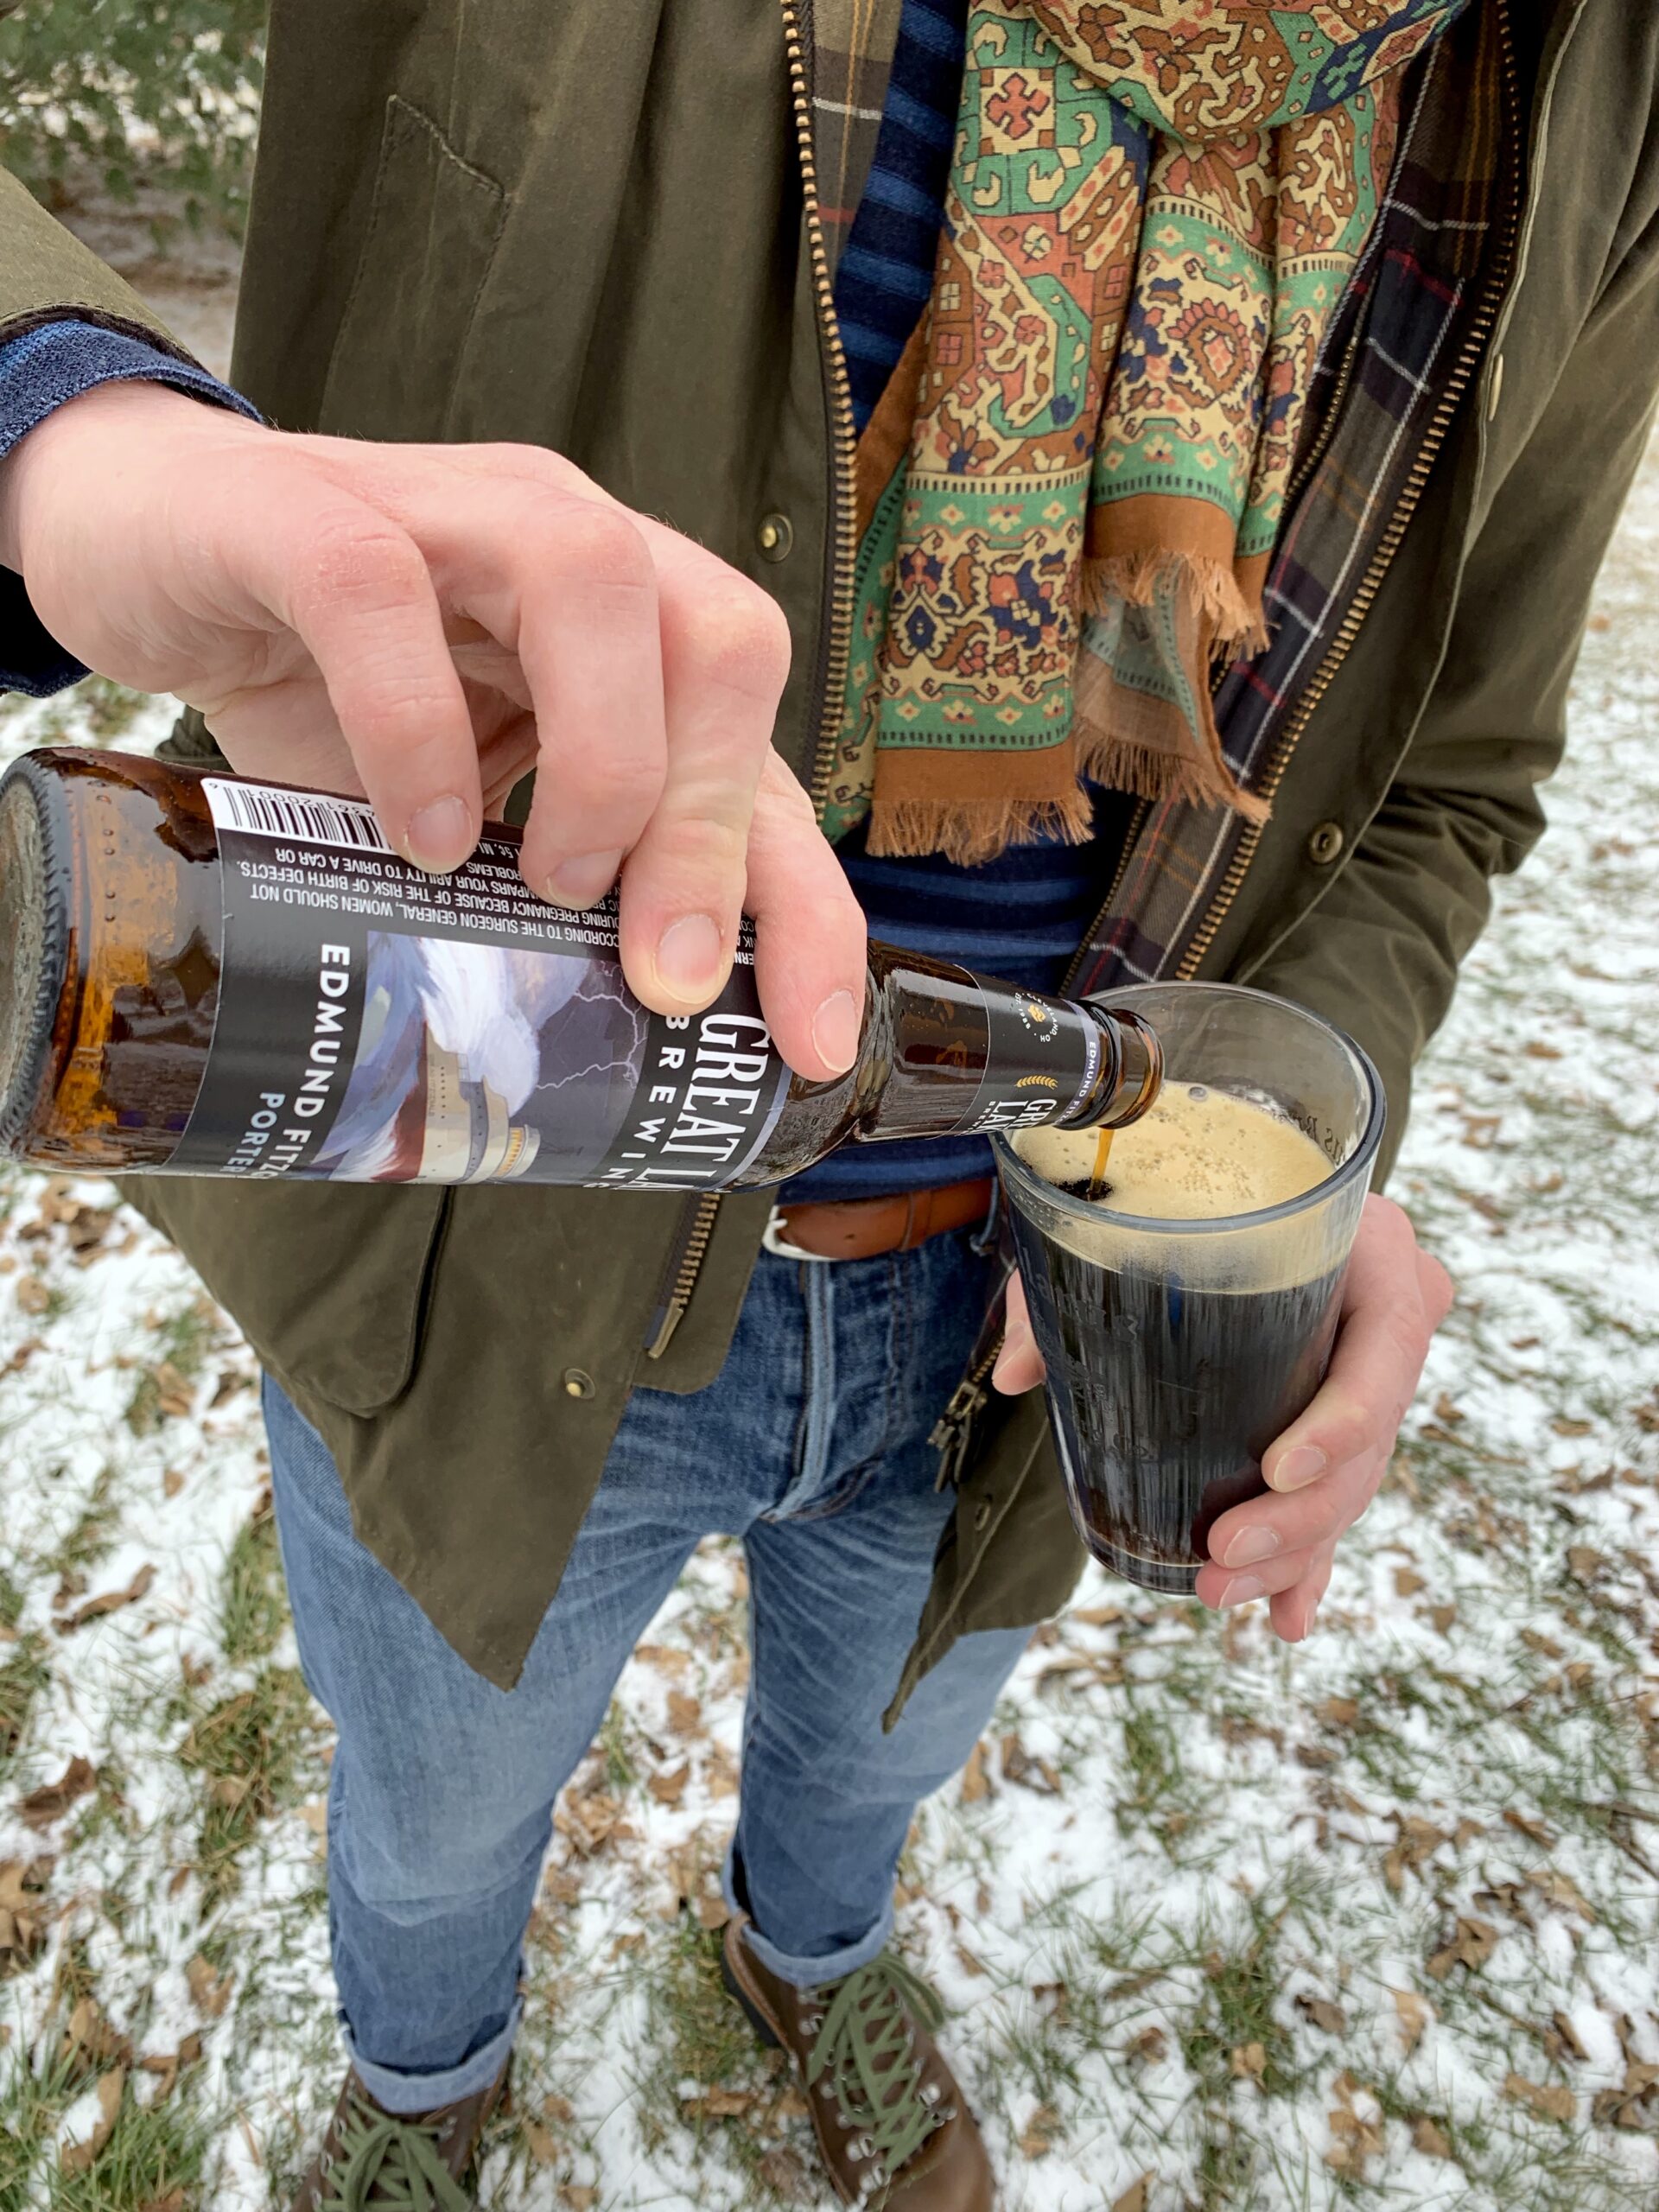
[56,1563,156,1634]
[60,1996,134,2073]
[1393,1567,1427,1598]
[559,2188,598,2212]
[1520,1627,1564,1660]
[683,2087,753,2119]
[162,1469,186,1501]
[1001,1732,1060,1795]
[1426,1916,1498,1980]
[523,2120,560,2164]
[1566,1545,1608,1581]
[19,1756,97,1829]
[1503,2072,1574,2124]
[954,1941,989,1979]
[1426,1603,1458,1635]
[1548,2011,1589,2063]
[755,2145,810,2200]
[647,1764,690,1807]
[665,1690,703,1736]
[185,1954,232,2019]
[1124,2024,1167,2066]
[704,1744,740,1801]
[1110,2176,1152,2212]
[1017,2102,1060,2159]
[634,1643,691,1677]
[1230,2041,1267,2081]
[1319,1697,1359,1728]
[60,2066,125,2174]
[1503,1809,1555,1849]
[1412,2114,1453,2159]
[959,1741,993,1803]
[138,2192,188,2212]
[1388,1985,1433,2056]
[16,1275,52,1315]
[1528,1868,1596,1921]
[695,1894,731,1931]
[1297,1993,1347,2037]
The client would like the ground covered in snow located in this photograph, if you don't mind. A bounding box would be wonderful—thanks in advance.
[1,289,1656,2209]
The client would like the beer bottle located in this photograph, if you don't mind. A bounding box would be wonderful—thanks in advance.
[0,747,1161,1189]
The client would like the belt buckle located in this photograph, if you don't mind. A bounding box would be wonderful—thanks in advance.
[762,1205,835,1263]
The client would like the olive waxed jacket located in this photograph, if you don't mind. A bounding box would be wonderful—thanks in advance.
[1,1,1656,1699]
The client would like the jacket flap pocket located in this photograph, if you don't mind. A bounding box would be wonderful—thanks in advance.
[123,1177,450,1417]
[320,93,506,441]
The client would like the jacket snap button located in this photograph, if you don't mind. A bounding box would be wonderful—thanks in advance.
[757,512,793,562]
[1306,821,1344,866]
[563,1369,595,1400]
[972,1497,993,1533]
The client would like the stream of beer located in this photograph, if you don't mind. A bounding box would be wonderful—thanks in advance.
[1087,1123,1113,1203]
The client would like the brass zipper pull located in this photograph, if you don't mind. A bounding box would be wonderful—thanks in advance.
[930,1335,1003,1489]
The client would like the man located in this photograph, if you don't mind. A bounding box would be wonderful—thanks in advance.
[0,1,1653,2203]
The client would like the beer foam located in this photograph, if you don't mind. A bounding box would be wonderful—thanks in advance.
[1017,1083,1330,1221]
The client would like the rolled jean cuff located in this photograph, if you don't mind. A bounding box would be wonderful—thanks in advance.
[343,1998,521,2116]
[721,1848,893,1991]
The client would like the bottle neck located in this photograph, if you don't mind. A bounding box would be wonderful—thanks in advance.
[852,949,1161,1148]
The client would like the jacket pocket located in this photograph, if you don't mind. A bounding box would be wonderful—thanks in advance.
[319,94,507,441]
[122,1177,452,1418]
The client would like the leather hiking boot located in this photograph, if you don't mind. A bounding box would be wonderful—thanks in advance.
[722,1912,995,2209]
[290,2063,509,2210]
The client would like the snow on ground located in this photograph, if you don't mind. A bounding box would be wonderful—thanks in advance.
[1,328,1656,2207]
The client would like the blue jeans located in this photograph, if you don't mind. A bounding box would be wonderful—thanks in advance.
[264,1230,1030,2115]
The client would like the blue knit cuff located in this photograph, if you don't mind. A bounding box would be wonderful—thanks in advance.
[0,318,258,697]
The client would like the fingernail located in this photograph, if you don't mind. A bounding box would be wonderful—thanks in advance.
[810,988,861,1075]
[403,796,472,874]
[1223,1525,1281,1571]
[654,912,723,999]
[1270,1446,1327,1493]
[544,851,622,907]
[1216,1574,1265,1609]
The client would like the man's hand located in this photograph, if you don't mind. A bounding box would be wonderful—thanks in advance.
[0,382,867,1078]
[993,1193,1453,1642]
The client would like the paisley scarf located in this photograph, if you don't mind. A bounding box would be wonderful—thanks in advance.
[825,0,1471,863]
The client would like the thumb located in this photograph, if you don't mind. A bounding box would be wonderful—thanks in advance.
[993,1272,1046,1395]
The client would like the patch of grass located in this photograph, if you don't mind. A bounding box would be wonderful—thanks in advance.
[176,1664,316,1905]
[0,2031,214,2212]
[125,1303,218,1437]
[0,1633,50,1779]
[626,1916,804,2206]
[217,1500,285,1669]
[38,1466,120,1597]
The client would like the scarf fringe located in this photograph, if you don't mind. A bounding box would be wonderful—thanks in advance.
[866,785,1097,866]
[1072,721,1272,826]
[1079,547,1270,662]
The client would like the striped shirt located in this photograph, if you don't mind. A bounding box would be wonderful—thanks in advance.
[784,0,1123,1200]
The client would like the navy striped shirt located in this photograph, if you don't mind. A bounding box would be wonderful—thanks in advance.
[784,0,1122,1199]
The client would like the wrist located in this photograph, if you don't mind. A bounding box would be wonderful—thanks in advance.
[0,378,241,574]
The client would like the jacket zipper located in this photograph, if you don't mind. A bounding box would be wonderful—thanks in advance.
[930,1334,1005,1490]
[1176,0,1521,982]
[646,0,861,1360]
[780,0,862,817]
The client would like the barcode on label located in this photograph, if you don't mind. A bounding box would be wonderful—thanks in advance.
[204,778,395,855]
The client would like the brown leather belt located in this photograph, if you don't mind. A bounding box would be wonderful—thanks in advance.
[766,1176,994,1262]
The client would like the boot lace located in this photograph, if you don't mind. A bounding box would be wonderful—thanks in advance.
[804,1955,951,2193]
[315,2086,476,2211]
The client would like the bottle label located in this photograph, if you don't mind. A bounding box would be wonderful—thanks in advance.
[169,780,792,1189]
[958,987,1103,1135]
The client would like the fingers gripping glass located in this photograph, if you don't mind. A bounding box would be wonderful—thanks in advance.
[994,982,1385,1596]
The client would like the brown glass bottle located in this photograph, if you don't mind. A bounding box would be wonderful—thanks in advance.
[0,747,1160,1189]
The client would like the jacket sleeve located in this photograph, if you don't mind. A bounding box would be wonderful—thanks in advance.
[1245,234,1659,1184]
